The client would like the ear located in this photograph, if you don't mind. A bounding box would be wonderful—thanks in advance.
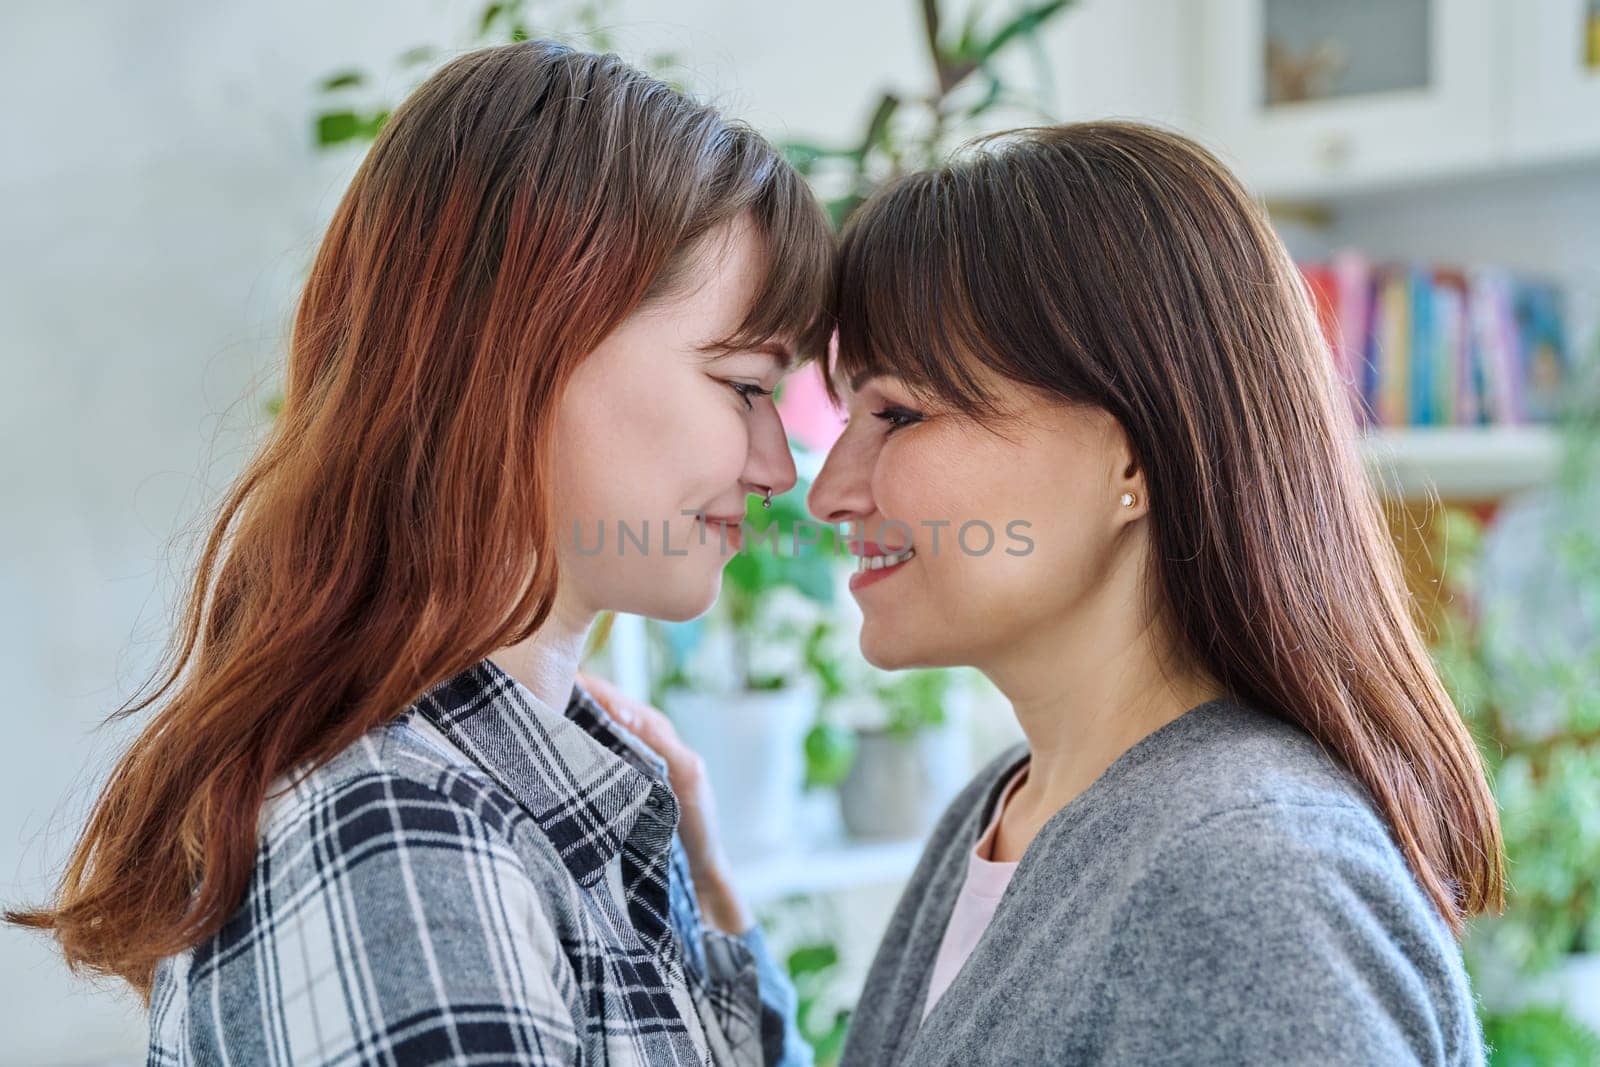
[1111,423,1148,517]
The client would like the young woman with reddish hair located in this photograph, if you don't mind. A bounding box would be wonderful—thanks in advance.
[9,41,831,1066]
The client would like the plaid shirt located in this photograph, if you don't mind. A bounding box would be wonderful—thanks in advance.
[147,658,809,1066]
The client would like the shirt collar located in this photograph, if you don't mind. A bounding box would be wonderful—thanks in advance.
[408,657,680,889]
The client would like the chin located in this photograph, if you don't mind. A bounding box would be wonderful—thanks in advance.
[632,571,722,623]
[860,614,973,672]
[858,618,921,670]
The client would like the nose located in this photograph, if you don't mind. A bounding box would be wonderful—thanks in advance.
[744,400,798,503]
[807,426,875,527]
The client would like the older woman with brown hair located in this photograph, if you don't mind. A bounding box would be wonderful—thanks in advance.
[808,122,1501,1066]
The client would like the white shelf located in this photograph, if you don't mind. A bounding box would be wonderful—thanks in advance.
[1359,426,1562,502]
[1260,148,1600,208]
[731,835,924,907]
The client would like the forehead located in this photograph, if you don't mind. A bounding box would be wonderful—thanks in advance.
[848,367,886,392]
[674,220,766,312]
[664,222,805,368]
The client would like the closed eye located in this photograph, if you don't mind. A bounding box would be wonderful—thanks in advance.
[728,381,773,411]
[872,406,923,431]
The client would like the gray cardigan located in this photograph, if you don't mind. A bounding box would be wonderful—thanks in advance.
[839,697,1485,1066]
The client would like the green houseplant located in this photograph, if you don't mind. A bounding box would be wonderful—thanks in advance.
[1429,350,1600,1056]
[313,0,681,152]
[778,0,1076,229]
[833,666,963,840]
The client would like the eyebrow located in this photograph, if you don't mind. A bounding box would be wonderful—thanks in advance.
[753,340,795,373]
[850,370,885,391]
[700,339,795,373]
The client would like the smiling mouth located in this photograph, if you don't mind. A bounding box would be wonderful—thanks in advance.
[854,546,916,573]
[699,516,743,548]
[849,544,916,593]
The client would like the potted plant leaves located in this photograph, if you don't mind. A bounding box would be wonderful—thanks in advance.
[1431,355,1600,1049]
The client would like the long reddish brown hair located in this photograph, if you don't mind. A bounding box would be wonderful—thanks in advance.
[9,40,833,997]
[827,121,1503,934]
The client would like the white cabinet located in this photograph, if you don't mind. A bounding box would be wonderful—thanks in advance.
[1193,0,1600,198]
[1507,0,1600,162]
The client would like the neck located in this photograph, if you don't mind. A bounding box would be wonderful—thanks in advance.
[977,574,1225,843]
[487,593,595,716]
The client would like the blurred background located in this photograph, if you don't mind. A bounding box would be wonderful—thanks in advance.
[4,1,1599,1063]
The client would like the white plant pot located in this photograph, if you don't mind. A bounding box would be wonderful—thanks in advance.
[662,680,816,862]
[838,727,963,841]
[1514,953,1600,1034]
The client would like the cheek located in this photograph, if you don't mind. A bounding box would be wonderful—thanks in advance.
[874,426,1034,556]
[556,367,747,526]
[980,457,1119,628]
[868,428,967,537]
[883,429,1112,618]
[553,391,649,525]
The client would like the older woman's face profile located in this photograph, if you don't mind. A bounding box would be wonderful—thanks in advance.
[809,370,1147,672]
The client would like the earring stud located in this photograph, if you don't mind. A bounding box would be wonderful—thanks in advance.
[1120,491,1137,508]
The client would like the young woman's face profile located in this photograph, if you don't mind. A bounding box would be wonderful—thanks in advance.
[550,216,799,622]
[808,367,1149,672]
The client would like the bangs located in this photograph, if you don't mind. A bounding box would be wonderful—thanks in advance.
[826,169,1010,417]
[701,131,837,368]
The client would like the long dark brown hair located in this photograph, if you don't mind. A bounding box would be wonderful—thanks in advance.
[8,39,833,997]
[827,121,1503,935]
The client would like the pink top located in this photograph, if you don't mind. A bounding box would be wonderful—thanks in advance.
[921,759,1031,1021]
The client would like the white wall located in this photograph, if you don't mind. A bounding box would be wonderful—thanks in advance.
[0,2,1195,1061]
[0,3,466,1060]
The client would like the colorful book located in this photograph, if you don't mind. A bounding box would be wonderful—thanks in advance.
[1514,280,1569,422]
[1333,251,1373,426]
[1431,271,1466,426]
[1295,252,1571,430]
[1377,270,1412,427]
